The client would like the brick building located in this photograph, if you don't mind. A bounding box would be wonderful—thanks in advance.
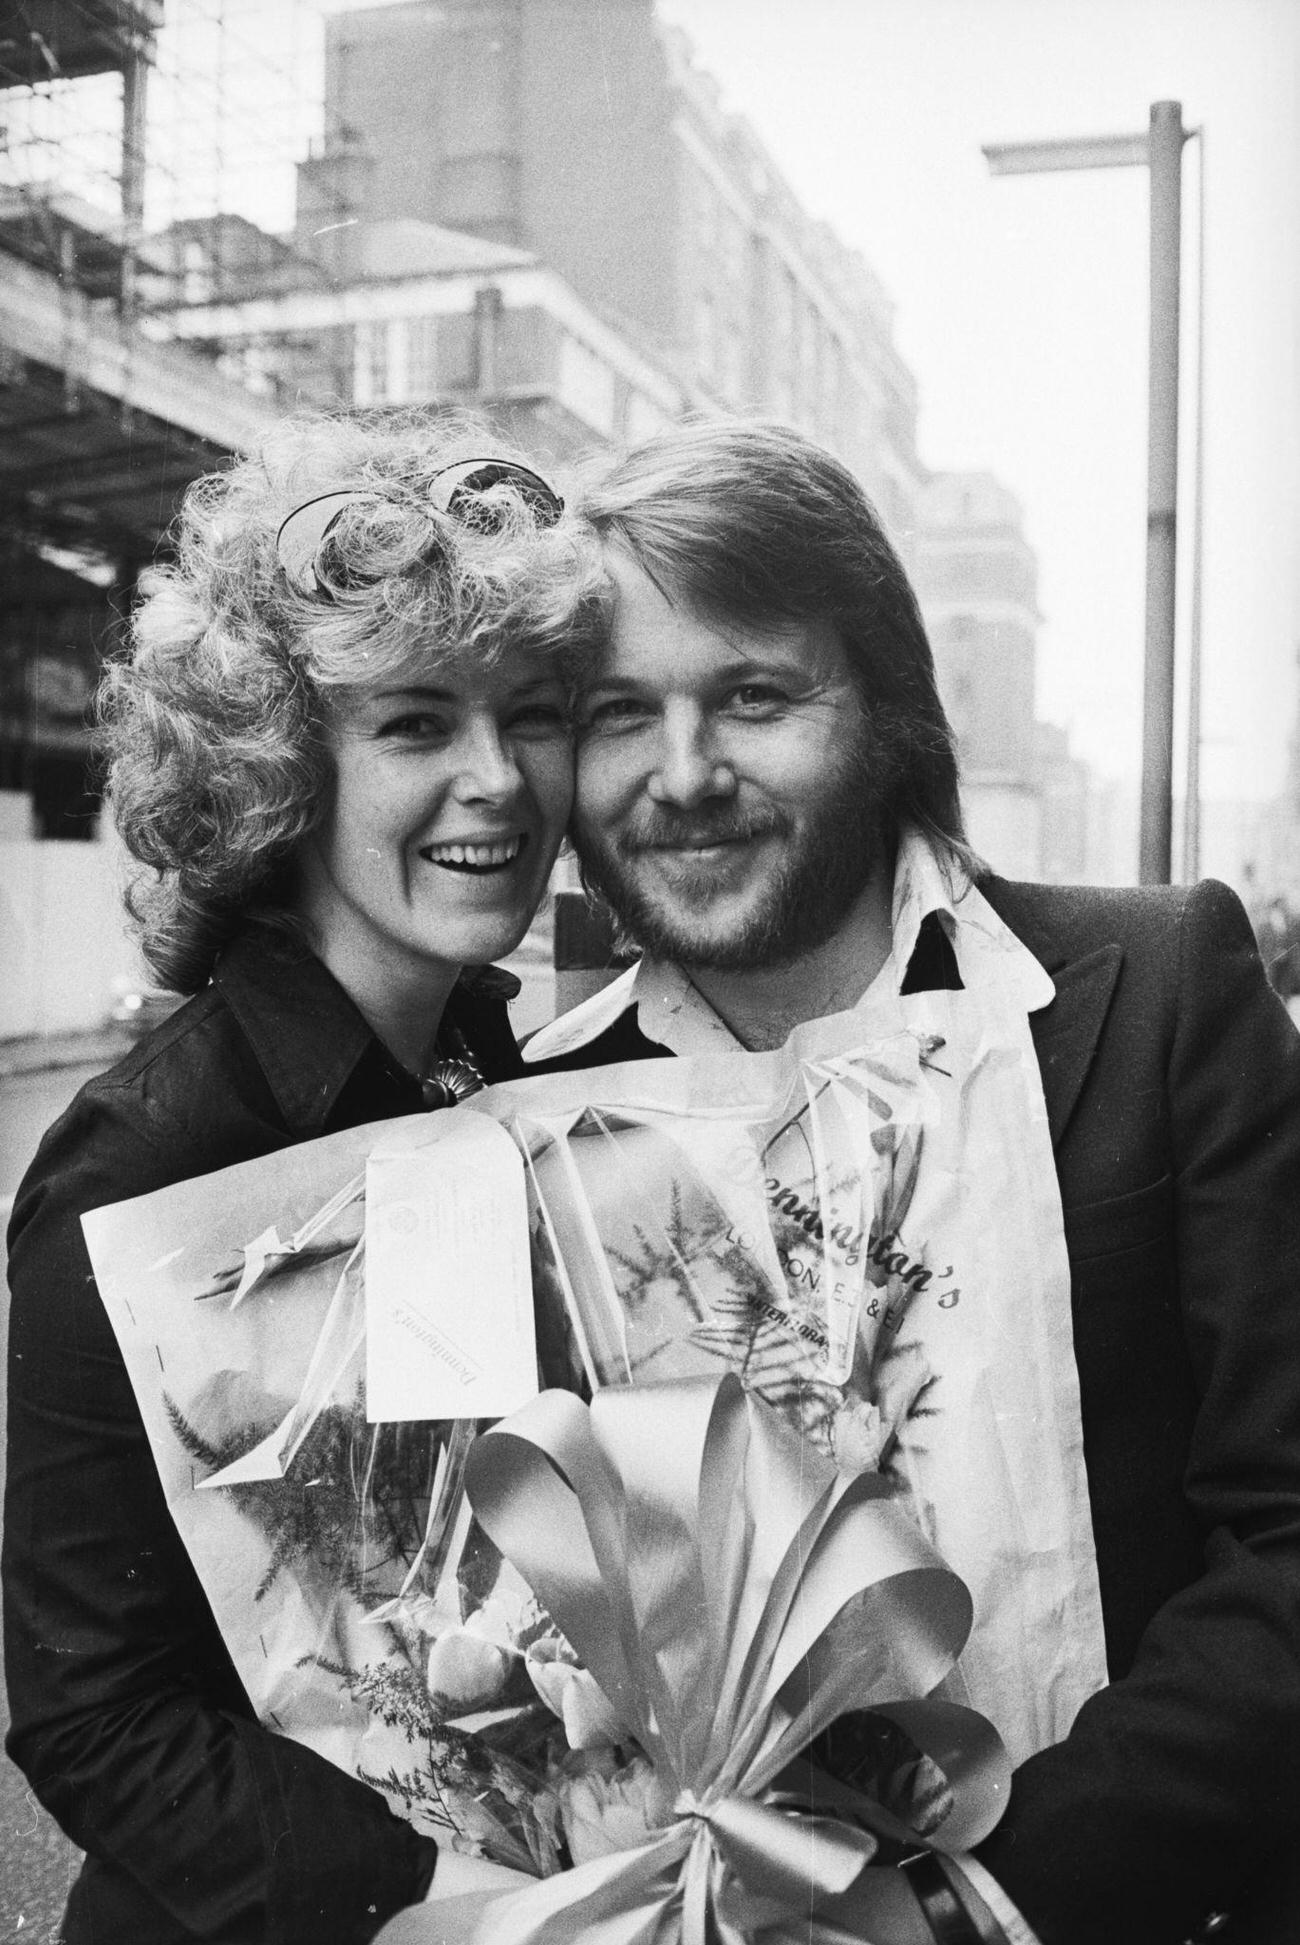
[286,0,926,528]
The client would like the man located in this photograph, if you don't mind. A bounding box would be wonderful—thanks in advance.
[524,418,1300,1945]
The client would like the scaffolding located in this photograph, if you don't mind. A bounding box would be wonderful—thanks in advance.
[0,1,160,301]
[0,0,350,831]
[0,0,359,311]
[142,0,345,304]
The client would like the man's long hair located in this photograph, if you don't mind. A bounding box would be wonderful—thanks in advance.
[580,415,978,881]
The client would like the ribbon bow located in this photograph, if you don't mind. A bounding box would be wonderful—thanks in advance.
[463,1374,1009,1944]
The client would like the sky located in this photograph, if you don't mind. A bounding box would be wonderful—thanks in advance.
[654,0,1299,807]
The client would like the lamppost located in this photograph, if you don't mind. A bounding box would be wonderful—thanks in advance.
[1182,129,1207,883]
[984,101,1193,885]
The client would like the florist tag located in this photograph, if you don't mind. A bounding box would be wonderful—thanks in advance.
[365,1117,537,1422]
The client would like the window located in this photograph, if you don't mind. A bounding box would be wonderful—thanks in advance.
[405,316,439,398]
[352,320,390,405]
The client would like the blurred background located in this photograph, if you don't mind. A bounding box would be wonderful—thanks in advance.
[0,1,1296,1929]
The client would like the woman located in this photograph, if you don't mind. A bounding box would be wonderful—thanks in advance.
[2,411,602,1943]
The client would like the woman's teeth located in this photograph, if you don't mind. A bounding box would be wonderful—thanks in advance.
[423,837,524,872]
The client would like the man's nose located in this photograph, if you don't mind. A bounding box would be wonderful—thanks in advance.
[647,704,735,808]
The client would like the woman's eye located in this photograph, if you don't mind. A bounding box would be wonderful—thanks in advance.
[378,712,446,740]
[581,696,646,731]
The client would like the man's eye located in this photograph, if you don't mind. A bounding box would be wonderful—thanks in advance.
[729,684,785,712]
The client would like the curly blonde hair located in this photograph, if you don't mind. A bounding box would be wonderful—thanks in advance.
[102,409,604,993]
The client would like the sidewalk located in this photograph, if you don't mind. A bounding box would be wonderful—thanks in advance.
[1,1031,140,1210]
[0,1024,140,1081]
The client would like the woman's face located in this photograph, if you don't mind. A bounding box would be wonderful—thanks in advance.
[296,655,573,997]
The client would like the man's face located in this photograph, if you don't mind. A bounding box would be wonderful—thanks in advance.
[572,552,893,970]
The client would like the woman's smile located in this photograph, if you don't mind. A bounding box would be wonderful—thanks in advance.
[419,832,527,872]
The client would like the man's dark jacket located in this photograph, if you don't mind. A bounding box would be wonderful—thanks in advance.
[530,876,1300,1945]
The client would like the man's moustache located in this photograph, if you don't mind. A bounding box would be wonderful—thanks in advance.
[619,814,784,853]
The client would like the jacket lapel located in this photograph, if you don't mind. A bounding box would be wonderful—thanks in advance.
[1028,944,1123,1150]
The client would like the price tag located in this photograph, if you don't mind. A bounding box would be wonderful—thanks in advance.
[365,1118,537,1422]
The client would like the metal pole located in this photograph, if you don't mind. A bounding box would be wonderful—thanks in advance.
[982,133,1150,174]
[1139,100,1186,884]
[1182,128,1206,882]
[120,45,149,318]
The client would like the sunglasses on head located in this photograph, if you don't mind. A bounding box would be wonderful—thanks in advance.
[274,457,565,603]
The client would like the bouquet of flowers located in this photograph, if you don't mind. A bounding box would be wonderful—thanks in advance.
[85,1011,1089,1883]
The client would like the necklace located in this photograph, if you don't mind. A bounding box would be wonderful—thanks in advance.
[416,1015,486,1109]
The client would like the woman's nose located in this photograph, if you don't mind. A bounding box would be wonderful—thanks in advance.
[451,718,522,801]
[647,706,736,809]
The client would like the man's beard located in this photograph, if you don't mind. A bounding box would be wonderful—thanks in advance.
[572,725,895,973]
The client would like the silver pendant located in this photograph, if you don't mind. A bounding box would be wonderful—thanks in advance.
[419,1058,485,1109]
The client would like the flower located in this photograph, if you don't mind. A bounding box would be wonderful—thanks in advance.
[555,1750,661,1865]
[526,1635,627,1749]
[423,1581,551,1714]
[426,1627,513,1711]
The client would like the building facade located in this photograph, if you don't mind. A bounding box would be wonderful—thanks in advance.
[159,221,692,466]
[914,471,1048,878]
[292,0,925,536]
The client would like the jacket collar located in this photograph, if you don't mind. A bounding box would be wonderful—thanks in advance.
[212,924,381,1136]
[978,879,1124,1150]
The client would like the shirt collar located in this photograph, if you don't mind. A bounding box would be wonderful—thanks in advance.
[524,829,1054,1064]
[892,827,1052,1011]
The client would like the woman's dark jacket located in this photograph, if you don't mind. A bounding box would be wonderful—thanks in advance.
[3,924,525,1945]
